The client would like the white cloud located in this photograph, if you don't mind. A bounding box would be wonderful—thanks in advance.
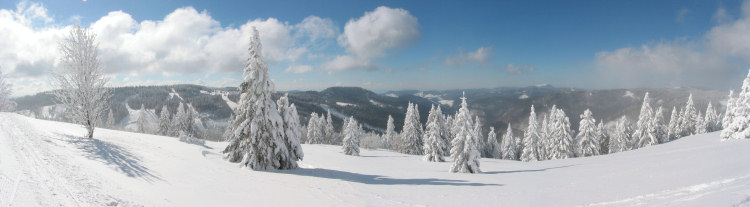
[504,64,535,74]
[285,65,313,74]
[323,6,419,72]
[0,2,339,95]
[321,55,377,72]
[295,16,337,42]
[443,47,493,67]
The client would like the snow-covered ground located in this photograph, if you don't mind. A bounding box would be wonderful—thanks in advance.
[1,112,749,206]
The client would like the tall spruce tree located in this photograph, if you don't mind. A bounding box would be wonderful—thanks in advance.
[137,104,147,133]
[157,105,170,135]
[576,109,600,157]
[632,92,655,149]
[722,90,736,130]
[521,105,540,162]
[501,123,517,160]
[222,28,294,170]
[679,93,699,137]
[667,106,680,141]
[400,102,423,155]
[449,93,481,173]
[325,109,335,144]
[342,117,361,156]
[486,127,501,159]
[721,69,750,140]
[383,115,396,150]
[277,94,304,167]
[423,105,447,162]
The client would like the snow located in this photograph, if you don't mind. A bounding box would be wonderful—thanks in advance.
[369,99,386,107]
[439,100,454,107]
[624,90,637,99]
[519,94,529,99]
[386,93,399,98]
[1,112,750,206]
[336,102,356,107]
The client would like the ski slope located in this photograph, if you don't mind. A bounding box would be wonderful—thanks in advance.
[0,112,749,206]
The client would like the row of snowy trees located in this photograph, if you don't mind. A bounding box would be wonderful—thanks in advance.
[721,70,750,140]
[306,110,336,145]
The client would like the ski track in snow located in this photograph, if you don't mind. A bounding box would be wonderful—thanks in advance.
[583,174,750,207]
[0,114,131,206]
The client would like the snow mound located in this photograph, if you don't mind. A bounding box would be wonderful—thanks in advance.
[1,113,749,206]
[336,102,356,107]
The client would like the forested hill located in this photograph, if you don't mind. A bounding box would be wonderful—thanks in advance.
[12,84,727,139]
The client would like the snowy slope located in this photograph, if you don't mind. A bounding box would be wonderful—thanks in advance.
[1,112,749,206]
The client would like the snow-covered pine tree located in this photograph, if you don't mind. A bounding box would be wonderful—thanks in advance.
[610,116,633,153]
[137,104,147,133]
[423,105,447,162]
[632,92,654,149]
[667,106,680,141]
[222,27,292,170]
[325,109,335,144]
[445,114,455,139]
[538,114,550,160]
[576,109,600,157]
[449,93,481,173]
[597,122,610,155]
[306,112,324,144]
[549,106,574,159]
[678,93,699,137]
[473,116,487,157]
[721,69,750,140]
[0,68,16,112]
[400,102,423,155]
[170,102,186,136]
[342,116,361,156]
[157,105,170,135]
[521,105,540,162]
[704,102,721,132]
[696,112,706,134]
[501,123,517,160]
[277,94,304,167]
[52,25,111,138]
[722,90,736,130]
[383,115,396,150]
[486,127,501,159]
[434,106,452,156]
[106,109,115,129]
[651,106,668,144]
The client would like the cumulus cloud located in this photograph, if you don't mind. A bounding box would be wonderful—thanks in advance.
[321,55,377,72]
[442,47,493,67]
[0,2,339,95]
[285,65,313,74]
[593,0,750,89]
[323,6,419,72]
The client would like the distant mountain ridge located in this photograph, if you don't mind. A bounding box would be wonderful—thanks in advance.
[11,84,728,139]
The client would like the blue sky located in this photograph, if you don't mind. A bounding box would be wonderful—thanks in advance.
[0,0,748,96]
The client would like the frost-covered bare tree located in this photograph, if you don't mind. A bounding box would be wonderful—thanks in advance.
[0,67,16,112]
[53,25,110,138]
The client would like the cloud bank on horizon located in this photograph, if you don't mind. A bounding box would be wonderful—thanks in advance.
[0,1,749,96]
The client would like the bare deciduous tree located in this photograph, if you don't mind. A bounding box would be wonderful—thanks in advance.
[53,25,110,138]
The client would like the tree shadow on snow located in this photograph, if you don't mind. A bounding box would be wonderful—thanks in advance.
[482,165,575,175]
[60,134,161,182]
[279,168,502,186]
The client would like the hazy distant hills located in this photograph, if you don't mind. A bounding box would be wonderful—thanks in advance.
[12,84,728,138]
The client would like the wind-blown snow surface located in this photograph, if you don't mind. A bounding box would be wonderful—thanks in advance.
[1,113,749,206]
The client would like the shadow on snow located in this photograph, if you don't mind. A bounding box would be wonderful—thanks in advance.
[279,168,502,186]
[60,133,161,182]
[482,165,575,175]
